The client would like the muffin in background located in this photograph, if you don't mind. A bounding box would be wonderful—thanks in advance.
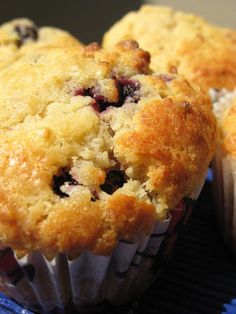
[103,5,236,92]
[103,5,236,257]
[0,18,217,312]
[212,91,236,254]
[0,18,83,70]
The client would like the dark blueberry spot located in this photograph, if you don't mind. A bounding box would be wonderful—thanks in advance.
[15,24,38,47]
[89,86,106,103]
[74,78,140,114]
[117,78,140,104]
[91,101,101,113]
[74,88,84,96]
[88,87,110,112]
[91,78,141,112]
[74,87,105,101]
[74,87,109,113]
[52,168,79,198]
[100,170,126,195]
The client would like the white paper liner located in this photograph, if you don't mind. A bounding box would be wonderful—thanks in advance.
[0,200,192,313]
[212,149,236,253]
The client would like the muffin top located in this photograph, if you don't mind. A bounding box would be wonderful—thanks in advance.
[103,5,236,91]
[0,18,82,70]
[0,40,216,256]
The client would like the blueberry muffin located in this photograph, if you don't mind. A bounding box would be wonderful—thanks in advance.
[103,5,236,91]
[0,18,82,70]
[0,40,216,311]
[0,41,216,255]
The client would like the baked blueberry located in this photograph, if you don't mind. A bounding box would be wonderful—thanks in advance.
[15,24,38,46]
[117,78,140,104]
[74,87,110,112]
[100,170,126,194]
[52,168,78,198]
[75,78,140,113]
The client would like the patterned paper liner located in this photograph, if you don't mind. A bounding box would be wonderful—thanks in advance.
[0,199,192,314]
[212,149,236,254]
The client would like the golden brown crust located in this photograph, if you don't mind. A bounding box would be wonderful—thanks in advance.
[103,5,236,91]
[0,41,216,255]
[114,75,216,207]
[0,129,156,255]
[220,98,236,156]
[39,194,155,255]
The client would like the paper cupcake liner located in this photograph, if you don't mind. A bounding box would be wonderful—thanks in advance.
[212,149,236,253]
[0,199,192,314]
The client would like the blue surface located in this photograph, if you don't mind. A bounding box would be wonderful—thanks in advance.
[223,300,236,314]
[0,292,33,313]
